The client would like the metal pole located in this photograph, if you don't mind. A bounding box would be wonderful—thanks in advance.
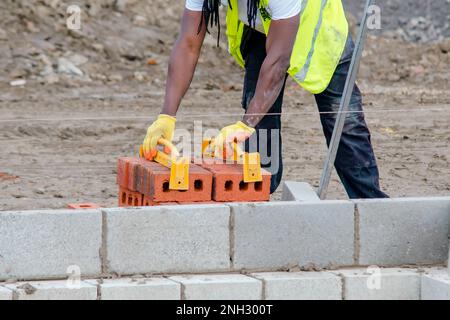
[448,224,450,276]
[317,0,374,199]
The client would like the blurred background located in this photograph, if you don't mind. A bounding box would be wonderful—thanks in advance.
[0,0,449,210]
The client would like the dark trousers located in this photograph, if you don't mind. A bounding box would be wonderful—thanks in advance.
[241,28,388,199]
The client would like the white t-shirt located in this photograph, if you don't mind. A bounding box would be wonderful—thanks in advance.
[185,0,302,33]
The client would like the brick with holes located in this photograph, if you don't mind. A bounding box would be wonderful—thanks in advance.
[117,157,131,188]
[201,163,271,202]
[117,157,143,192]
[142,195,178,206]
[68,203,101,210]
[137,159,213,203]
[118,187,143,207]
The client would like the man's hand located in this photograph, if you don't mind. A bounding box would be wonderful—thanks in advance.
[243,15,300,127]
[214,121,255,159]
[142,114,176,159]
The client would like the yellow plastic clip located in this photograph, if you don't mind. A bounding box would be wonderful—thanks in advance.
[243,152,262,183]
[140,139,189,191]
[169,156,190,190]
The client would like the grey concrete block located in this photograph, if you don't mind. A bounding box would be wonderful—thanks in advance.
[5,280,97,300]
[356,197,450,266]
[281,181,320,202]
[252,272,342,300]
[231,201,355,270]
[169,274,262,300]
[104,205,230,274]
[86,277,180,300]
[0,210,102,281]
[338,268,420,300]
[421,270,450,300]
[0,286,13,300]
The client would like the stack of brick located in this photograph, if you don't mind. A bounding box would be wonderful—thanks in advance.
[116,157,271,206]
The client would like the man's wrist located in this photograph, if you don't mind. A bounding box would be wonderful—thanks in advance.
[242,114,257,128]
[160,111,177,117]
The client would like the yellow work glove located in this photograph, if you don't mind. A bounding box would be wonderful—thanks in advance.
[213,121,255,160]
[142,114,176,159]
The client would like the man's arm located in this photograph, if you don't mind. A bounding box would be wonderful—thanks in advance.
[142,9,205,158]
[242,15,300,127]
[161,9,206,116]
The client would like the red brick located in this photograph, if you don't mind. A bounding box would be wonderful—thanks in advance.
[68,203,101,209]
[118,187,143,207]
[138,160,213,203]
[139,160,163,196]
[127,159,143,192]
[142,195,178,206]
[117,157,131,188]
[117,157,143,191]
[179,201,217,205]
[200,163,271,202]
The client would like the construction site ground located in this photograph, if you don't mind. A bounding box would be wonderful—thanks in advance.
[0,0,449,210]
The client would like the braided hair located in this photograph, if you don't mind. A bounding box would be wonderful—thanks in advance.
[199,0,261,46]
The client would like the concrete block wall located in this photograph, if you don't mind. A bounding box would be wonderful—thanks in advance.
[229,201,355,270]
[0,209,102,281]
[4,280,97,300]
[169,274,262,300]
[103,205,230,275]
[0,185,449,281]
[251,271,342,300]
[336,268,421,300]
[0,286,13,300]
[421,269,450,300]
[281,181,320,202]
[85,278,181,300]
[355,197,450,266]
[1,268,449,300]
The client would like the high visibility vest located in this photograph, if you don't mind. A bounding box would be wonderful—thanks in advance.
[226,0,349,94]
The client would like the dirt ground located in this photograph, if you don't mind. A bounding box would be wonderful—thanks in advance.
[0,1,449,210]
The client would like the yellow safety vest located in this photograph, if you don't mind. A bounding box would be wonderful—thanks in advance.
[226,0,349,94]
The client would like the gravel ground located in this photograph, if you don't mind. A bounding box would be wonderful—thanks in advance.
[343,0,450,42]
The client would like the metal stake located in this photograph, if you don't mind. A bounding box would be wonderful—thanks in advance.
[317,0,374,199]
[448,224,450,276]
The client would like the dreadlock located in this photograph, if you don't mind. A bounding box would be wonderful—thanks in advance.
[246,0,261,29]
[199,0,261,46]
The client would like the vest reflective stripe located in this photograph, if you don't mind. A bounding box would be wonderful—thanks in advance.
[294,0,327,83]
[226,0,348,94]
[226,1,246,68]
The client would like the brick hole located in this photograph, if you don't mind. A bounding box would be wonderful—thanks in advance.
[239,181,248,191]
[163,181,170,192]
[225,180,233,191]
[255,181,263,192]
[194,179,203,191]
[121,192,127,204]
[127,194,133,206]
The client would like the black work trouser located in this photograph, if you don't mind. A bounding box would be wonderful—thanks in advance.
[241,27,388,199]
